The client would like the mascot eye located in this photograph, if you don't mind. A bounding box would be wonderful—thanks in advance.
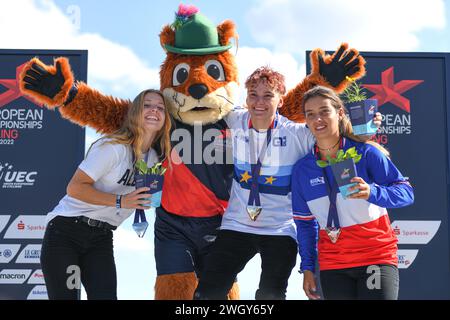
[173,63,190,86]
[205,60,225,82]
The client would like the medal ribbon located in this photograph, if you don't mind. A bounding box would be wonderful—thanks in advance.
[133,150,151,224]
[314,142,342,230]
[247,114,278,208]
[322,168,340,229]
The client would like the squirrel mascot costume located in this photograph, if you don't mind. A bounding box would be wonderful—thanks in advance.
[19,4,365,299]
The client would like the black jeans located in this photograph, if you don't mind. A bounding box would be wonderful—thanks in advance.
[320,264,399,300]
[40,216,117,300]
[194,229,297,300]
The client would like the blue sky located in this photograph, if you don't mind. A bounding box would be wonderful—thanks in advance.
[51,0,256,63]
[49,0,450,66]
[1,0,449,300]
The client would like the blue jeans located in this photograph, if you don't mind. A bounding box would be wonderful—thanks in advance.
[40,216,117,300]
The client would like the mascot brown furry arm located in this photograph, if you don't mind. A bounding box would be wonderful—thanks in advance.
[19,5,365,301]
[20,57,130,135]
[280,43,366,122]
[19,46,365,133]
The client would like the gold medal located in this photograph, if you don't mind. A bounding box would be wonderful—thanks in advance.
[246,205,262,221]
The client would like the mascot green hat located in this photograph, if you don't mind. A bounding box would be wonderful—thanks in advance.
[164,4,232,55]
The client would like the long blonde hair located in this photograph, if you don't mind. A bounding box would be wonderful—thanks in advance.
[89,89,173,165]
[302,86,390,157]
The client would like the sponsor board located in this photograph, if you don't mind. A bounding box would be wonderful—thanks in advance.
[27,269,45,285]
[27,285,48,300]
[3,215,46,239]
[0,215,11,234]
[0,49,86,299]
[15,244,41,264]
[0,269,31,284]
[397,249,419,269]
[0,244,21,263]
[392,220,441,244]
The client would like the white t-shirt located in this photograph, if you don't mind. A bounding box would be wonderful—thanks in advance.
[222,108,315,239]
[47,138,159,227]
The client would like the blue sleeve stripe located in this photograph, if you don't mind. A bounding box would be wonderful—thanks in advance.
[293,211,313,217]
[295,219,318,273]
[294,215,315,221]
[389,180,412,187]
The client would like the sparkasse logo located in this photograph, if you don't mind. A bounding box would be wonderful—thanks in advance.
[4,215,46,239]
[17,220,25,230]
[392,220,440,244]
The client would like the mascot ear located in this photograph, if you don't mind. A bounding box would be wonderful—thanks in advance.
[159,25,175,51]
[217,20,238,47]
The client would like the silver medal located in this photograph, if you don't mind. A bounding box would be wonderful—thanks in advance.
[325,227,341,243]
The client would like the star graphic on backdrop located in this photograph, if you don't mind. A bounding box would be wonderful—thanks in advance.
[363,66,423,113]
[240,171,252,183]
[265,176,277,184]
[0,62,42,108]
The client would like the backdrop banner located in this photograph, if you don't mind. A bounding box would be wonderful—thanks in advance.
[0,50,87,300]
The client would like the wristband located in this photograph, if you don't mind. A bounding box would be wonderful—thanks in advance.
[63,85,78,106]
[116,194,122,209]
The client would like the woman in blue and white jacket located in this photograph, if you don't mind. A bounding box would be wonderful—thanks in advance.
[291,86,414,300]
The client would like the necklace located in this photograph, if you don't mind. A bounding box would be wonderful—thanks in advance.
[317,138,340,152]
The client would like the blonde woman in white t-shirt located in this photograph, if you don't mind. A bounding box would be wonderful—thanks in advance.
[40,89,172,300]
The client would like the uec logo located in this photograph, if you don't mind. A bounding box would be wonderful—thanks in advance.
[0,163,37,183]
[2,171,37,183]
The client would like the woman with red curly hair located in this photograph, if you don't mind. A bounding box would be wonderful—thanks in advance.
[194,66,382,300]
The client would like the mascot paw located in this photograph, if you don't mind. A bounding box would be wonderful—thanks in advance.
[19,57,74,108]
[310,43,366,92]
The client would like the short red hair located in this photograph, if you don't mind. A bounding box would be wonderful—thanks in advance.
[245,66,286,95]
